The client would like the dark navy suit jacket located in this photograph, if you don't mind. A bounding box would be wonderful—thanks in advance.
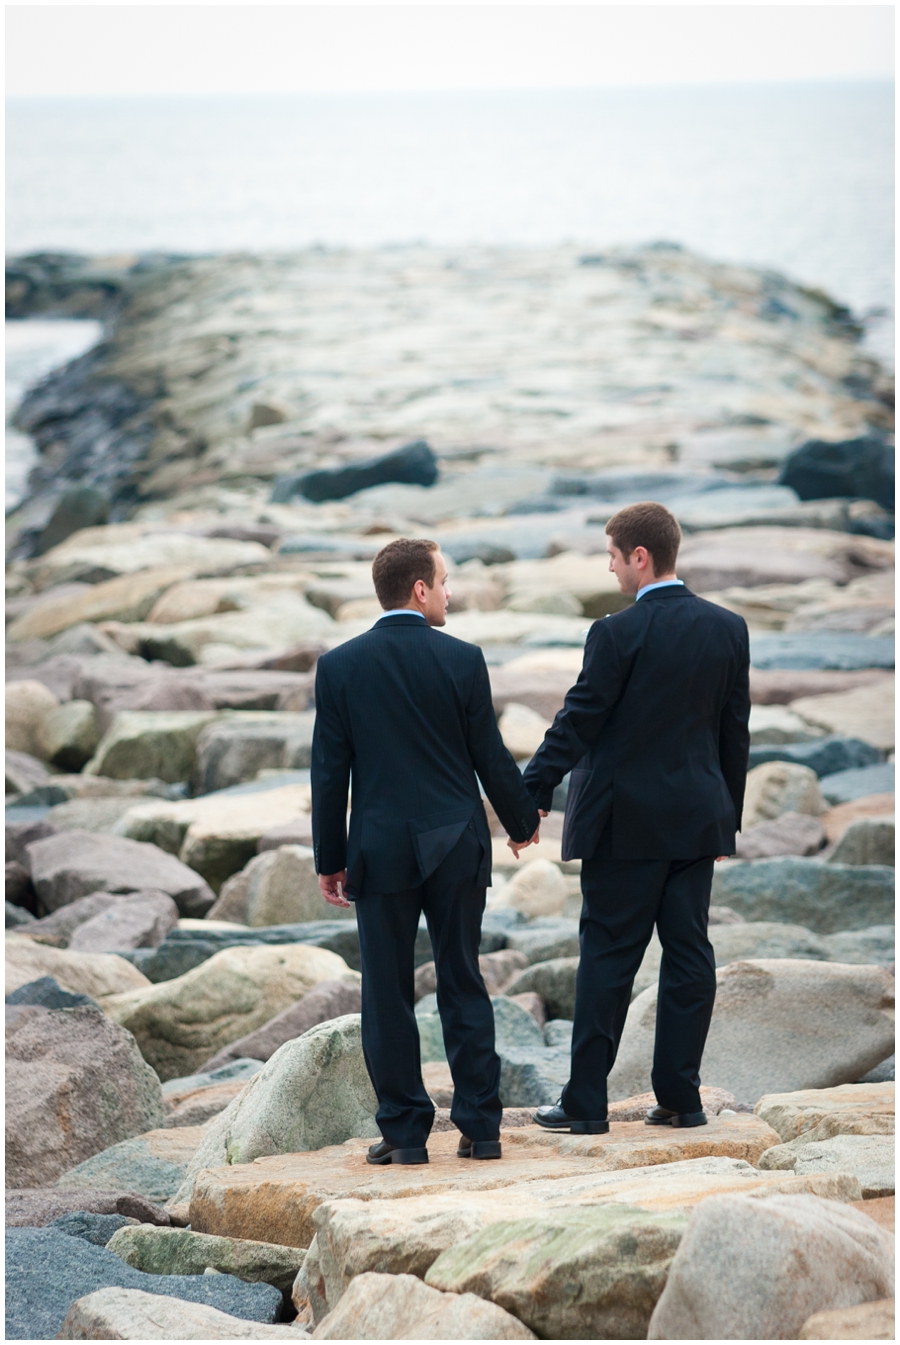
[523,585,751,861]
[311,613,540,896]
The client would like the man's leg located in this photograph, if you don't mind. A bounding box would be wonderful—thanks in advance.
[561,834,668,1120]
[652,856,717,1115]
[354,885,435,1148]
[423,825,502,1142]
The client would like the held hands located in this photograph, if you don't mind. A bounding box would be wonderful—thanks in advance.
[507,810,549,859]
[318,870,351,909]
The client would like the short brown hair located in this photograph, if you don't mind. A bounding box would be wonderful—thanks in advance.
[372,538,439,609]
[606,502,682,574]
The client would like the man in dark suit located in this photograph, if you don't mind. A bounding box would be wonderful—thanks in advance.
[312,538,541,1166]
[523,501,750,1133]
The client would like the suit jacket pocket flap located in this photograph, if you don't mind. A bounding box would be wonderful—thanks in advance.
[408,808,475,882]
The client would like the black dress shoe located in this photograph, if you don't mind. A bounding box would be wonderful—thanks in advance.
[645,1105,708,1128]
[534,1103,609,1134]
[366,1140,429,1165]
[457,1136,502,1159]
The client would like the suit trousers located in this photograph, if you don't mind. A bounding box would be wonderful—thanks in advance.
[561,830,717,1120]
[354,823,501,1148]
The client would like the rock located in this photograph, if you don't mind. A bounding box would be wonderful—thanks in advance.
[6,937,151,999]
[33,529,272,586]
[800,1297,895,1339]
[425,1204,686,1340]
[6,817,55,866]
[415,950,527,1001]
[193,714,317,794]
[85,710,219,782]
[819,762,895,804]
[170,1016,379,1211]
[55,1125,209,1202]
[5,749,52,797]
[749,704,824,745]
[711,857,894,932]
[37,700,100,772]
[122,918,366,984]
[820,926,895,967]
[6,1004,165,1187]
[103,943,355,1080]
[609,1087,738,1122]
[312,1270,534,1339]
[608,960,895,1105]
[59,1286,303,1339]
[503,957,578,1019]
[856,1055,895,1084]
[750,669,893,706]
[6,861,35,912]
[749,633,895,672]
[678,529,867,592]
[646,1193,895,1340]
[735,812,826,859]
[275,439,439,504]
[26,830,216,917]
[107,1224,305,1295]
[758,1134,894,1198]
[755,1082,895,1142]
[162,1059,266,1099]
[244,845,351,926]
[5,1187,167,1227]
[748,736,883,778]
[489,859,568,919]
[165,1082,249,1127]
[497,703,552,760]
[5,678,59,757]
[68,890,180,953]
[504,917,580,964]
[792,679,895,753]
[828,817,894,866]
[5,1225,283,1340]
[6,975,99,1009]
[32,484,110,556]
[631,922,833,999]
[15,892,120,946]
[779,434,894,510]
[742,761,825,829]
[6,899,35,928]
[197,980,364,1071]
[6,566,192,642]
[47,794,150,835]
[51,1211,137,1245]
[257,818,314,851]
[821,793,895,846]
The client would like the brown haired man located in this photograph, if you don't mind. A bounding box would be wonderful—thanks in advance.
[523,501,750,1132]
[312,538,541,1165]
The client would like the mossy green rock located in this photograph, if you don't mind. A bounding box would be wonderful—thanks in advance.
[425,1205,687,1340]
[107,1225,305,1296]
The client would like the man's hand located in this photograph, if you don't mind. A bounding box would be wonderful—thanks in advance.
[318,871,351,908]
[507,822,543,859]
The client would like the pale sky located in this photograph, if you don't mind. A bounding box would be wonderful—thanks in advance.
[5,4,894,98]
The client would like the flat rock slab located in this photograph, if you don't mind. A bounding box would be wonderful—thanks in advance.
[800,1297,894,1340]
[5,1187,171,1227]
[500,1114,779,1165]
[756,1082,895,1142]
[56,1126,209,1203]
[186,1129,860,1248]
[59,1287,305,1340]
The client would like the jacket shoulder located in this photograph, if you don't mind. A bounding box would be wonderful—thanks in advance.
[689,593,750,640]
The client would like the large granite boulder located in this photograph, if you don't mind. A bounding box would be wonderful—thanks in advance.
[5,679,59,758]
[85,710,219,783]
[67,890,179,953]
[54,1125,208,1203]
[779,434,894,510]
[828,817,894,866]
[313,1270,534,1340]
[5,1187,171,1227]
[503,957,579,1019]
[711,857,894,932]
[6,1005,165,1187]
[275,439,439,503]
[169,1015,379,1210]
[6,938,151,1000]
[59,1287,300,1340]
[791,679,895,753]
[107,1224,305,1296]
[198,979,363,1071]
[758,1133,894,1198]
[741,761,825,829]
[6,567,193,642]
[799,1298,895,1341]
[25,830,216,917]
[103,942,356,1079]
[38,700,101,772]
[631,921,832,999]
[13,892,120,946]
[647,1193,895,1340]
[819,761,895,804]
[735,812,825,860]
[193,713,316,794]
[747,736,883,778]
[244,845,351,926]
[5,1226,283,1340]
[754,1081,895,1142]
[608,960,895,1104]
[488,858,567,919]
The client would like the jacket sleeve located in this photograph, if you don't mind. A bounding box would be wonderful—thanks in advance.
[311,661,353,875]
[522,618,626,811]
[718,624,751,831]
[464,650,541,843]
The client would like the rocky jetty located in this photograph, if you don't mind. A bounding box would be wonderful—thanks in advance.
[5,244,895,1339]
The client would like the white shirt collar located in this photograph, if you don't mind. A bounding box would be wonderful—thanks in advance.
[380,608,426,618]
[635,579,684,602]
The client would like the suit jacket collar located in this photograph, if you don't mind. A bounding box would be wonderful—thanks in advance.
[636,583,693,603]
[374,613,429,627]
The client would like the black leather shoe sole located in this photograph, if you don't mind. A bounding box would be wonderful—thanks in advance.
[645,1109,707,1129]
[366,1145,429,1165]
[457,1138,502,1159]
[535,1113,609,1134]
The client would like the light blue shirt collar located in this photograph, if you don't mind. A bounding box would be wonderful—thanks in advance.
[635,579,684,601]
[380,608,426,618]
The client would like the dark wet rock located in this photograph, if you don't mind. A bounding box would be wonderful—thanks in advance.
[25,830,216,917]
[819,762,895,804]
[198,980,364,1071]
[5,1225,283,1339]
[33,486,110,557]
[273,439,438,504]
[779,434,894,511]
[6,860,35,912]
[50,1211,136,1246]
[747,737,883,778]
[5,1186,172,1228]
[749,634,894,671]
[6,976,99,1010]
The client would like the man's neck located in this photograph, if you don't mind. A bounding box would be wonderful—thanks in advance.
[637,573,678,593]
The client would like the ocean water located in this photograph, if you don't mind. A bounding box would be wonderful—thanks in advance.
[5,81,894,507]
